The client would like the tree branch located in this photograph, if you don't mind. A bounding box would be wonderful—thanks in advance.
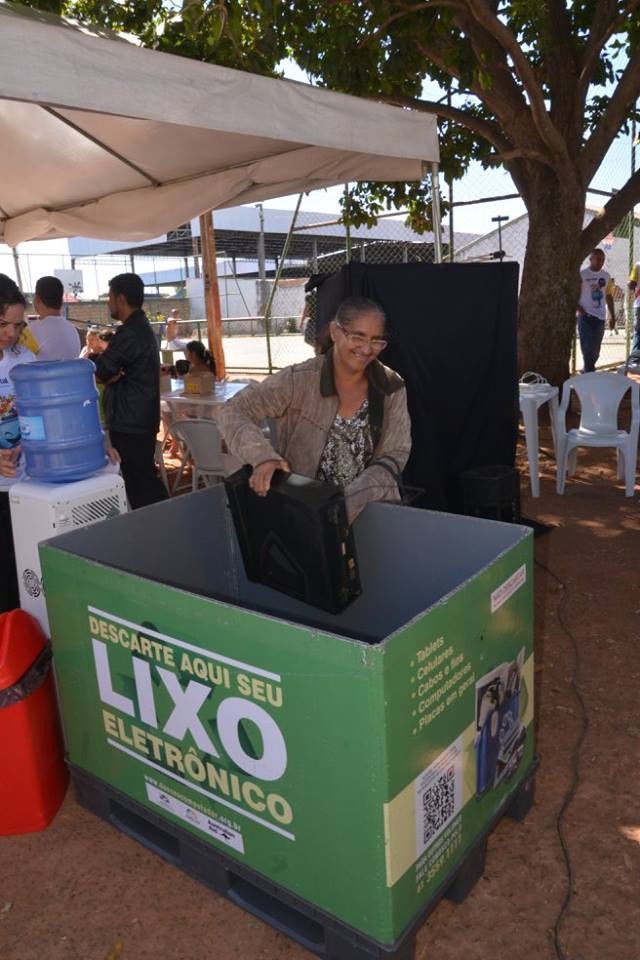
[544,0,580,126]
[413,28,547,195]
[410,27,539,197]
[379,92,511,152]
[547,0,577,61]
[380,92,531,199]
[580,167,640,257]
[412,31,527,143]
[578,0,640,104]
[355,0,535,143]
[449,14,523,104]
[581,41,640,181]
[463,0,571,164]
[357,1,464,49]
[359,0,559,173]
[487,147,553,167]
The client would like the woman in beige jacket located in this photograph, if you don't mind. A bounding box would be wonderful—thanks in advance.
[217,297,412,521]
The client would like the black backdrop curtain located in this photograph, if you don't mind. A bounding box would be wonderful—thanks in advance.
[317,261,520,511]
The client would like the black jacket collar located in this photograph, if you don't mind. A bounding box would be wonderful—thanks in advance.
[122,308,148,325]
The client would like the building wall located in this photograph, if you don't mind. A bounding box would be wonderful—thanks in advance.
[67,297,190,329]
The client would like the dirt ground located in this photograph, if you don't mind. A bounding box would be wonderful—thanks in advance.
[3,422,640,960]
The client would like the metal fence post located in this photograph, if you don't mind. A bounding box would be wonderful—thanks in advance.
[431,163,443,263]
[628,116,636,357]
[344,184,352,263]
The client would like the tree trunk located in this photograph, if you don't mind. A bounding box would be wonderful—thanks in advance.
[517,175,585,386]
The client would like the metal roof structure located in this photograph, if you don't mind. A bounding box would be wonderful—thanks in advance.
[69,209,478,266]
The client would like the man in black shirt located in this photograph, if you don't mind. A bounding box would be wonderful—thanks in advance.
[94,274,168,509]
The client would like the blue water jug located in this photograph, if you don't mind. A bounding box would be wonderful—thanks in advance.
[11,359,107,482]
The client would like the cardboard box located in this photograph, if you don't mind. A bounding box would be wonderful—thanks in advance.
[41,489,534,946]
[183,371,215,395]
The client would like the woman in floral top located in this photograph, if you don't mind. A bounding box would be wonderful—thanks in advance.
[219,297,412,522]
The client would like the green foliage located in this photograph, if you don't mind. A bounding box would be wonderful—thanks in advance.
[151,1,286,75]
[49,0,286,74]
[11,0,640,232]
[58,0,161,46]
[341,181,433,234]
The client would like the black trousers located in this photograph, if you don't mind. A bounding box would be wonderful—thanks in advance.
[0,490,19,614]
[110,431,169,510]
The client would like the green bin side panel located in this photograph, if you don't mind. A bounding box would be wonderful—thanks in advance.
[381,534,534,939]
[40,547,392,941]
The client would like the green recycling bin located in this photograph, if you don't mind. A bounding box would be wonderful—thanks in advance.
[40,487,534,956]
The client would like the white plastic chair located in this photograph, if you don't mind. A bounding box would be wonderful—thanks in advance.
[154,439,170,494]
[617,351,640,376]
[556,372,640,497]
[169,418,239,493]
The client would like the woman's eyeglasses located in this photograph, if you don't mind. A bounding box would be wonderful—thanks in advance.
[336,321,387,352]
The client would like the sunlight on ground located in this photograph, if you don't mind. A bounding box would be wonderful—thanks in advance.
[620,825,640,845]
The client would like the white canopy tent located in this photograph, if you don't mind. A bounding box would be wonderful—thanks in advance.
[0,1,440,248]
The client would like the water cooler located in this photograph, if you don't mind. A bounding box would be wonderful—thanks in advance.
[9,358,129,634]
[10,471,128,634]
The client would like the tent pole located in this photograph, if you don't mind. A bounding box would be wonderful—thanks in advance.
[447,86,454,263]
[628,114,636,357]
[256,203,268,316]
[192,234,201,278]
[263,193,303,374]
[431,162,443,264]
[199,210,227,379]
[11,246,23,291]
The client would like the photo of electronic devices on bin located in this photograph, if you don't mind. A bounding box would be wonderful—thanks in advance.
[474,648,527,796]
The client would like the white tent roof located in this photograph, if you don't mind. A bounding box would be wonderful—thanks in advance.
[0,1,438,247]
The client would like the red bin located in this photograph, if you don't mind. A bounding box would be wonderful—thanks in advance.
[0,609,68,835]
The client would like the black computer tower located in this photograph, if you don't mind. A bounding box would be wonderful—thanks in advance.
[224,468,361,614]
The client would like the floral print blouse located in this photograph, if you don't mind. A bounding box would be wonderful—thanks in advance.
[317,400,373,488]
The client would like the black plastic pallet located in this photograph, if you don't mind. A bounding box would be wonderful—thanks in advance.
[70,762,535,960]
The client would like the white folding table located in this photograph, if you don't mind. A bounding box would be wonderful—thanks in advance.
[161,379,249,421]
[518,383,559,497]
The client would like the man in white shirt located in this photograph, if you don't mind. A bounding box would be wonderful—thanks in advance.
[26,276,81,361]
[577,249,616,373]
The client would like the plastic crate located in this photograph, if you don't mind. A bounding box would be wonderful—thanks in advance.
[459,465,521,524]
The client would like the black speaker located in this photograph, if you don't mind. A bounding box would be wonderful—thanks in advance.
[224,467,361,614]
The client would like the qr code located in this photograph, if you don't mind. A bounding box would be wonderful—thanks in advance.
[422,766,455,845]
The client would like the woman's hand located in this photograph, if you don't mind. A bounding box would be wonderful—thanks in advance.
[0,446,21,478]
[249,459,290,496]
[106,446,121,465]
